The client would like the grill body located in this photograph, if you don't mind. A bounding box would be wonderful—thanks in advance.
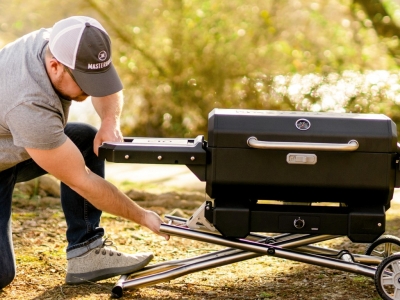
[206,109,398,206]
[98,108,400,242]
[205,109,398,242]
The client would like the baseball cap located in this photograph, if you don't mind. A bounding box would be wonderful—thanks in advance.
[49,16,123,97]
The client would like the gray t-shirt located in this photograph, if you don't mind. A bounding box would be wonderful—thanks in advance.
[0,28,71,172]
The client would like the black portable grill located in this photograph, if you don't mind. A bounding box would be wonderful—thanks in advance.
[99,109,400,299]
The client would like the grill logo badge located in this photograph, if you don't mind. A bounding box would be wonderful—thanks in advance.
[295,119,311,130]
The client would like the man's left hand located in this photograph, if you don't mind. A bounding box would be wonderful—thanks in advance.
[93,122,123,155]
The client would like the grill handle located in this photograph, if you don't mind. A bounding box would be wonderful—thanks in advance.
[247,137,359,152]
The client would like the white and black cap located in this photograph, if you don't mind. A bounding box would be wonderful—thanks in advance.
[49,16,123,97]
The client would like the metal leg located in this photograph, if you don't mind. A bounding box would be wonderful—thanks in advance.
[160,224,376,278]
[113,248,259,297]
[112,223,377,298]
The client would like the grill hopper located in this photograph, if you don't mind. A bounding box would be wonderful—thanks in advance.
[99,109,400,242]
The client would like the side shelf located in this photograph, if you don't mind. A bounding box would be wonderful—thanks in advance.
[98,135,207,181]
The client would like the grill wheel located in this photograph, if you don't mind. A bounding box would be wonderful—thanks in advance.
[375,253,400,300]
[365,235,400,259]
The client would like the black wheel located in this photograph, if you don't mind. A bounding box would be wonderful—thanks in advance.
[365,235,400,259]
[375,254,400,299]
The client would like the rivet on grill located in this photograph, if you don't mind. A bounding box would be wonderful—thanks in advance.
[158,156,163,161]
[378,223,382,227]
[124,155,130,159]
[191,156,195,161]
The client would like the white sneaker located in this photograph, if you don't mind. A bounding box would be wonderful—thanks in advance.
[65,239,153,284]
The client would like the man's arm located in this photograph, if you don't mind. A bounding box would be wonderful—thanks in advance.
[25,138,169,240]
[91,91,124,155]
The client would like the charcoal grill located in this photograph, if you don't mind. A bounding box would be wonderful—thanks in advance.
[98,109,400,299]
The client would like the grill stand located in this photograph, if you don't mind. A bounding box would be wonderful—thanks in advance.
[111,203,386,298]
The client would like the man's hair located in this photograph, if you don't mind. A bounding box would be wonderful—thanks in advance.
[45,45,53,58]
[46,46,67,70]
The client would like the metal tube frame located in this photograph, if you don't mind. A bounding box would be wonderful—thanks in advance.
[112,223,379,298]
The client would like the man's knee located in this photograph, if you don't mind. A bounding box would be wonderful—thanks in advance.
[66,122,97,133]
[75,123,98,140]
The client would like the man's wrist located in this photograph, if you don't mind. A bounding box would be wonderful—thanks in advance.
[100,117,120,128]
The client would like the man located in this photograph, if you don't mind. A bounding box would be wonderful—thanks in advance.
[0,16,169,288]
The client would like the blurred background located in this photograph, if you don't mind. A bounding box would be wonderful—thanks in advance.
[2,0,400,138]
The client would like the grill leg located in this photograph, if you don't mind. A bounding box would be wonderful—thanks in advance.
[111,224,374,297]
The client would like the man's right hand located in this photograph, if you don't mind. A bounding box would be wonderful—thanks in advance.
[142,210,170,241]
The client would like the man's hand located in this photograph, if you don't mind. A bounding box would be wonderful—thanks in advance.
[92,91,124,155]
[142,210,170,240]
[93,122,123,155]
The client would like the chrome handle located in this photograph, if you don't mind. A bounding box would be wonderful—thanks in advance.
[247,137,359,152]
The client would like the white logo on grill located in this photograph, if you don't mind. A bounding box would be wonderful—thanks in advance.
[295,119,311,130]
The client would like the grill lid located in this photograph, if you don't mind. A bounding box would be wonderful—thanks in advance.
[207,109,398,153]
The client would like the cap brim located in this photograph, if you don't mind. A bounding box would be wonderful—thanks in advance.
[71,64,123,97]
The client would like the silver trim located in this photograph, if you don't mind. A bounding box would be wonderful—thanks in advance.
[247,137,359,151]
[287,153,317,165]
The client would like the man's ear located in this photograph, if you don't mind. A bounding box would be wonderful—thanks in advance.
[45,55,64,83]
[48,57,63,76]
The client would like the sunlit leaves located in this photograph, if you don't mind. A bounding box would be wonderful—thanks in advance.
[2,0,400,137]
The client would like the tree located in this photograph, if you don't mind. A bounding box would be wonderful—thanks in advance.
[85,0,397,137]
[353,0,400,65]
[1,0,400,137]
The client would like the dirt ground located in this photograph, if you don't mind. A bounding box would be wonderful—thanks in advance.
[2,178,400,300]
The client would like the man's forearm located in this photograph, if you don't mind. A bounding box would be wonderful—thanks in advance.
[25,139,167,238]
[73,169,147,226]
[71,170,167,238]
[91,91,125,154]
[92,91,124,124]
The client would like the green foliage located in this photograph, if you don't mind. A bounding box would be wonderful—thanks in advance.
[105,0,400,137]
[259,291,274,298]
[1,0,400,137]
